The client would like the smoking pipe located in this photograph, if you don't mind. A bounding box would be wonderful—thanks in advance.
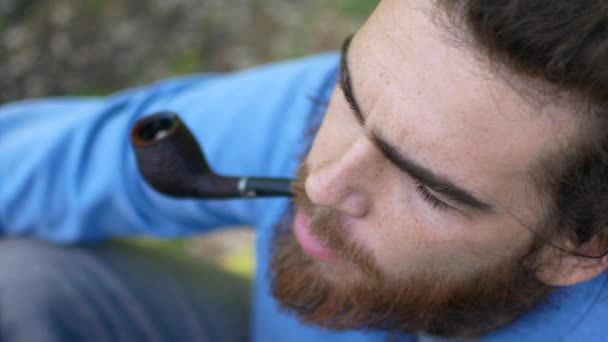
[130,112,293,198]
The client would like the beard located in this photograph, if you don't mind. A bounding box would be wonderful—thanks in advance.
[270,162,554,338]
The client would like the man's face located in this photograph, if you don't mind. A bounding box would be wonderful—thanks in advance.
[271,0,581,337]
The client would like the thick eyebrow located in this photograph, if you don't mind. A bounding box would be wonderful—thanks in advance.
[338,35,495,214]
[339,35,365,125]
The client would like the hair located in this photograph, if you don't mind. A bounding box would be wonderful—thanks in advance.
[433,0,608,258]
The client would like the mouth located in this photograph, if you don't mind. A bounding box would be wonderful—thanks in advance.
[293,210,340,263]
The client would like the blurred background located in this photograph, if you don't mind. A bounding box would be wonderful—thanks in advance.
[1,0,378,102]
[0,0,379,276]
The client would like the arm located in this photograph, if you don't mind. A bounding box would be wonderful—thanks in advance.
[0,53,339,243]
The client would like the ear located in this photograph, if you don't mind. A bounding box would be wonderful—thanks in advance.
[536,233,608,287]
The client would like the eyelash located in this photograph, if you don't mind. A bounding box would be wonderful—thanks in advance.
[415,182,450,210]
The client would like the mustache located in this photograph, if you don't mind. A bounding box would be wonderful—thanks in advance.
[291,163,379,279]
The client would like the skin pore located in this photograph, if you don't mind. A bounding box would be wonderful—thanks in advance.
[271,0,592,338]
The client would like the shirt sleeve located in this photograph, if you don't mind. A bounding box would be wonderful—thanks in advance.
[0,53,339,243]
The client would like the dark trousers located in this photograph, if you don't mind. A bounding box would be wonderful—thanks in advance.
[0,238,251,342]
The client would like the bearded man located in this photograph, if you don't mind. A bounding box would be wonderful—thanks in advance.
[1,0,607,341]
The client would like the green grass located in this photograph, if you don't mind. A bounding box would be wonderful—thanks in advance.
[0,16,8,35]
[87,0,109,13]
[124,237,189,255]
[170,50,205,75]
[333,0,380,18]
[216,244,256,278]
[71,87,110,97]
[117,237,256,278]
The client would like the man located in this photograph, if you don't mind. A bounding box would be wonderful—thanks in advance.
[1,0,607,341]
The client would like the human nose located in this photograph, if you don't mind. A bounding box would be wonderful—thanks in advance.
[305,138,379,218]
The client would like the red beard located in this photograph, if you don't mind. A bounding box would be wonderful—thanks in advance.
[270,163,552,338]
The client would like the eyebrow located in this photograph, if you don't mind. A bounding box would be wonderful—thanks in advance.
[338,35,495,214]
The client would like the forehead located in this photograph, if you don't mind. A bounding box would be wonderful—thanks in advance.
[349,0,580,212]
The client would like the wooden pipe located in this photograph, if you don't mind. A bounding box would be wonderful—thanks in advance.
[130,112,293,198]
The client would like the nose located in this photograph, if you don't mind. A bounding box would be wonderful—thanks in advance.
[305,138,379,218]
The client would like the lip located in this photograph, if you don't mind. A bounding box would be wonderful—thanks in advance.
[293,210,339,263]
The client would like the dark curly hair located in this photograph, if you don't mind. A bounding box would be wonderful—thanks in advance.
[435,0,608,259]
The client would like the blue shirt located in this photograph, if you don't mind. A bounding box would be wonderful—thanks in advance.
[1,54,607,341]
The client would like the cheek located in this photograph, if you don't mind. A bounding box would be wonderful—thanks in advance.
[350,175,536,277]
[368,212,534,278]
[349,173,468,276]
[464,217,536,260]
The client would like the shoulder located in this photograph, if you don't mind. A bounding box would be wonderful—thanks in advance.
[559,273,608,341]
[162,53,340,176]
[484,273,608,341]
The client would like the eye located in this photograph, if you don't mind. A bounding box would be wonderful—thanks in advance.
[415,182,451,210]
